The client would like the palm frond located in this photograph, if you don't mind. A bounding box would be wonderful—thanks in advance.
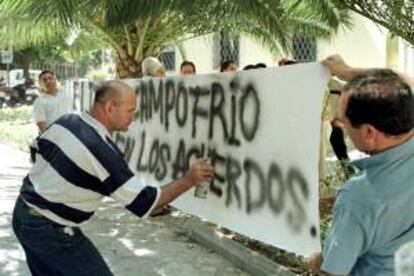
[0,16,69,49]
[0,0,352,71]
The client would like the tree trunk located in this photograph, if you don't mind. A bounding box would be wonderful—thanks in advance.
[21,54,32,85]
[115,50,141,79]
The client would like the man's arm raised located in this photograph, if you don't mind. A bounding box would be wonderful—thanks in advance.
[322,54,414,88]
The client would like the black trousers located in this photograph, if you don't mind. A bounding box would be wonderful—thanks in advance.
[12,196,113,276]
[329,125,348,161]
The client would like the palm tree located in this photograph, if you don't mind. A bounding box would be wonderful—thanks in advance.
[0,0,350,78]
[331,0,414,45]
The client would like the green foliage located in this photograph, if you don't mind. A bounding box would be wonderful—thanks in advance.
[0,3,108,76]
[0,106,37,151]
[321,160,356,191]
[87,68,111,82]
[11,40,69,67]
[0,14,68,50]
[331,0,414,45]
[0,121,37,151]
[0,0,351,72]
[320,215,333,243]
[319,160,356,244]
[0,105,33,122]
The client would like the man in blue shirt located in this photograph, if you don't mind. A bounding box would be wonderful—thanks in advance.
[309,56,414,275]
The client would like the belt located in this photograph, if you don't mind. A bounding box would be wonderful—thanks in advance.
[27,207,78,236]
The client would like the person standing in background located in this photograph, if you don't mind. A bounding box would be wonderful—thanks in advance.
[220,60,238,72]
[180,61,196,76]
[141,57,166,78]
[33,70,72,133]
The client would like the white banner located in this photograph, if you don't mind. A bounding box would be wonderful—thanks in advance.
[72,63,329,256]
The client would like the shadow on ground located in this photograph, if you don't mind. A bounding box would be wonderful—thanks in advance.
[0,143,247,276]
[0,213,30,276]
[84,200,246,276]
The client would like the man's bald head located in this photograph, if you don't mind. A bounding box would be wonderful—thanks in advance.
[91,80,137,133]
[94,80,134,105]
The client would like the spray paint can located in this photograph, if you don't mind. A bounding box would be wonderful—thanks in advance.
[194,158,210,199]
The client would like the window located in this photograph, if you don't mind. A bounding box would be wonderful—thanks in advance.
[213,32,240,69]
[159,46,176,71]
[292,34,317,62]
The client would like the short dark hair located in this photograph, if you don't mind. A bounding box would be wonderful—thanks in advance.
[343,69,414,135]
[255,63,267,68]
[39,70,55,81]
[243,63,267,71]
[180,61,196,73]
[94,80,130,104]
[278,59,297,66]
[243,64,256,71]
[220,60,236,72]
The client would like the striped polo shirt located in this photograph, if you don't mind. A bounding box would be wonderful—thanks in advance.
[20,111,160,226]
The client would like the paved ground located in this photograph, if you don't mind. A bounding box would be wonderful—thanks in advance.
[0,143,248,276]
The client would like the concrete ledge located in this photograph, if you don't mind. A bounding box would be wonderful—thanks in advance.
[190,224,296,276]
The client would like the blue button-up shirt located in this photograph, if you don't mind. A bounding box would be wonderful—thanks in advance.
[322,135,414,275]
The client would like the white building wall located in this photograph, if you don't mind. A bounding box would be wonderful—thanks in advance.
[317,13,387,68]
[239,36,276,68]
[177,13,412,76]
[400,40,414,77]
[176,34,276,75]
[177,34,215,74]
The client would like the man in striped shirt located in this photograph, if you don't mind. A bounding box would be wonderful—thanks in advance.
[12,80,214,276]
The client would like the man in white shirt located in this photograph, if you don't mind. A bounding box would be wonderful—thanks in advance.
[33,70,72,133]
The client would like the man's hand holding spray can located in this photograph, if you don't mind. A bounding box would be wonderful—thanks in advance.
[194,158,211,199]
[193,144,212,199]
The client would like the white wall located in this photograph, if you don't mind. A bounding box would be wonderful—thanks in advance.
[177,12,412,76]
[400,40,414,77]
[318,12,414,77]
[239,36,276,68]
[178,34,215,74]
[317,13,387,68]
[176,34,276,75]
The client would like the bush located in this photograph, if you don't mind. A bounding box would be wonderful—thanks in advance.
[320,160,356,198]
[0,105,33,122]
[0,106,37,151]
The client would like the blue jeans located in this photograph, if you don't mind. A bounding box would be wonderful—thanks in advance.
[12,196,112,276]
